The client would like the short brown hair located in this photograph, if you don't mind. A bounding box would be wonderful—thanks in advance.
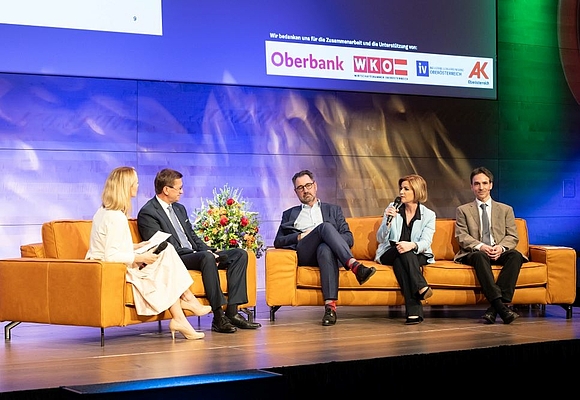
[154,168,183,194]
[292,169,314,186]
[470,166,493,184]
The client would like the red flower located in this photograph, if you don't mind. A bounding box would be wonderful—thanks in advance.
[240,216,249,227]
[229,238,238,246]
[220,216,228,226]
[226,198,235,206]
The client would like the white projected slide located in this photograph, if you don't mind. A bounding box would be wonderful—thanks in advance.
[0,0,162,35]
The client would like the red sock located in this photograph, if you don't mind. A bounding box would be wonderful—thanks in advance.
[325,300,336,311]
[350,260,361,274]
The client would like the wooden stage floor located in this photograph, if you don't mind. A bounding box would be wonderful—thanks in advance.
[2,290,580,396]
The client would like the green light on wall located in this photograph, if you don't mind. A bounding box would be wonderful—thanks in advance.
[498,0,572,158]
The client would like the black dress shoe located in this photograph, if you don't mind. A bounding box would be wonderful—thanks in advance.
[211,315,237,333]
[322,307,337,326]
[482,307,497,324]
[228,313,261,329]
[405,316,423,325]
[355,264,376,285]
[499,309,520,324]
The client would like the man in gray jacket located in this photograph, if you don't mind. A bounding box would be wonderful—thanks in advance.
[454,166,526,324]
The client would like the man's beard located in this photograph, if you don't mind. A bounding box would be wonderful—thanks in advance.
[300,193,314,204]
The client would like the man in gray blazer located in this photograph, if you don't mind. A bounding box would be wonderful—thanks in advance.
[454,166,526,324]
[274,169,376,326]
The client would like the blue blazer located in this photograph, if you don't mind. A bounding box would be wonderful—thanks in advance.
[375,203,436,263]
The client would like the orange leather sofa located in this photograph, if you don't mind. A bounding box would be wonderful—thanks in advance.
[0,219,257,345]
[265,217,576,320]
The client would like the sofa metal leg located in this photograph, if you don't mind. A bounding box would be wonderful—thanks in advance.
[100,328,105,347]
[561,304,573,319]
[270,306,280,321]
[4,321,21,341]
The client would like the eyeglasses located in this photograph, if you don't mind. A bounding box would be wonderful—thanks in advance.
[294,182,314,192]
[167,185,183,192]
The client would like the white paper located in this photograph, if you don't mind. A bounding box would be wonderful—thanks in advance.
[134,231,171,254]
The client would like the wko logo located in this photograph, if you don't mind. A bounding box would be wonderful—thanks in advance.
[353,56,408,76]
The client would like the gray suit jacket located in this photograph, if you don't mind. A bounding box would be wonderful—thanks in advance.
[454,199,527,261]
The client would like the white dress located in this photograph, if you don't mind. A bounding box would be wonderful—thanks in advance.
[86,207,193,316]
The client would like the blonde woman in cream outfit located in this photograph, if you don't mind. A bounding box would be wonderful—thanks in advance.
[86,166,210,340]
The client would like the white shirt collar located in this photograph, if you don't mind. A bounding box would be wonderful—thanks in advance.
[476,198,491,207]
[301,198,321,209]
[156,196,172,210]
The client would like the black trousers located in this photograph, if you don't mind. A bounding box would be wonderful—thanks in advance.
[180,248,249,310]
[458,249,523,303]
[380,248,429,317]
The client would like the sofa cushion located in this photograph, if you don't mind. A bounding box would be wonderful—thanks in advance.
[20,243,45,258]
[423,260,547,288]
[514,218,529,258]
[347,217,529,262]
[348,217,381,260]
[296,259,547,291]
[42,218,142,259]
[42,220,94,259]
[296,262,400,290]
[431,219,457,260]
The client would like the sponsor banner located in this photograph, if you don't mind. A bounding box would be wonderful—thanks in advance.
[265,41,493,90]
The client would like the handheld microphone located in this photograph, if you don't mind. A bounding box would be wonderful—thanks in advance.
[386,196,402,225]
[139,241,168,269]
[153,241,168,254]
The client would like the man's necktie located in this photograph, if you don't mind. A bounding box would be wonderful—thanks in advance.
[168,205,192,249]
[480,203,491,245]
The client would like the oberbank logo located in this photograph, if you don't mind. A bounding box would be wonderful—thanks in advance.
[353,56,408,76]
[270,51,344,71]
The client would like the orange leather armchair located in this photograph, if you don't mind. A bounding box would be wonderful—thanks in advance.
[0,219,257,345]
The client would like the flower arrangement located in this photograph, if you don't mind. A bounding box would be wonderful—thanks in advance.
[192,184,266,258]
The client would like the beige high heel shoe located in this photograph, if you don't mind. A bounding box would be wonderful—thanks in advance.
[169,319,205,340]
[180,299,212,316]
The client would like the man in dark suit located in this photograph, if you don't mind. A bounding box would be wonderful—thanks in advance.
[454,166,526,324]
[274,169,376,326]
[137,168,261,333]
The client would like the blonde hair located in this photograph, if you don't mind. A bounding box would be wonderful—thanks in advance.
[101,166,137,216]
[398,174,428,203]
